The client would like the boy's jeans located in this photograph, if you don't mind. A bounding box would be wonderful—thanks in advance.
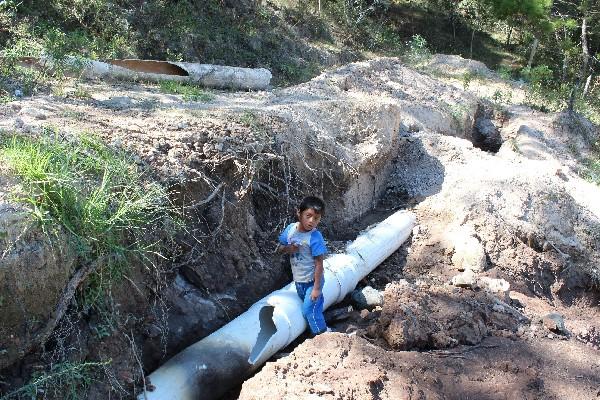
[295,279,327,335]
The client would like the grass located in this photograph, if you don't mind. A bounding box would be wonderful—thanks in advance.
[0,131,176,310]
[158,80,214,102]
[582,155,600,185]
[0,360,110,400]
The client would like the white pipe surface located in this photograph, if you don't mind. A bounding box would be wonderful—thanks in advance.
[139,210,415,400]
[33,57,272,90]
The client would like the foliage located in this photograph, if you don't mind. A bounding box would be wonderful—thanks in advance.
[0,131,177,310]
[582,156,600,185]
[403,34,432,65]
[521,64,553,86]
[0,360,110,400]
[496,65,515,80]
[581,140,600,185]
[158,80,214,102]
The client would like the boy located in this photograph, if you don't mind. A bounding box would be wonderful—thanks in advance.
[278,196,329,335]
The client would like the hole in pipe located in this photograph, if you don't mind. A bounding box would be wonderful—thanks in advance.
[105,59,190,76]
[248,305,277,365]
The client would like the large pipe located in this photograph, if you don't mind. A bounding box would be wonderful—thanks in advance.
[139,210,415,400]
[18,57,272,90]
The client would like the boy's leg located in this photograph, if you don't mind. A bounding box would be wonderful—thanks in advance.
[301,284,327,335]
[295,281,309,300]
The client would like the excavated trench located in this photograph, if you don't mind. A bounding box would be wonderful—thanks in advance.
[137,95,515,399]
[2,57,597,399]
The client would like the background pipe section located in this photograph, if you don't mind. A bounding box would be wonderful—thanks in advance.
[25,57,272,90]
[138,210,415,400]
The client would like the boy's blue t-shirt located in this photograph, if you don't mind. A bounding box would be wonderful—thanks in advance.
[279,222,327,283]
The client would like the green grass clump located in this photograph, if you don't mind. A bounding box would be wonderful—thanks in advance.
[1,360,110,400]
[582,156,600,185]
[0,132,176,310]
[158,80,214,102]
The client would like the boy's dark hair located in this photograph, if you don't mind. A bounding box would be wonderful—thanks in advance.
[298,196,325,215]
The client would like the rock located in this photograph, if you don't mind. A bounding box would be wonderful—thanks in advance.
[351,286,384,309]
[101,96,133,109]
[542,313,567,335]
[451,269,476,288]
[324,305,353,323]
[492,304,505,313]
[0,206,76,369]
[359,309,370,320]
[14,89,23,98]
[475,277,510,301]
[19,107,48,120]
[450,227,486,272]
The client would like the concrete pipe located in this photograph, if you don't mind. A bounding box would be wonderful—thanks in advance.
[138,210,415,400]
[27,57,272,90]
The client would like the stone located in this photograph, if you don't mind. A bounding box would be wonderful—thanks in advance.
[542,313,567,335]
[350,286,384,309]
[19,107,48,120]
[359,309,370,320]
[324,305,353,323]
[475,277,510,301]
[450,227,487,272]
[451,269,476,288]
[492,304,506,313]
[101,96,133,109]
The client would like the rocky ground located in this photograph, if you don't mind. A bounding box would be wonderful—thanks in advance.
[0,55,599,399]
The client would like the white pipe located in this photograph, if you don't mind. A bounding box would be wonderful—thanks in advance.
[31,57,272,90]
[139,210,415,400]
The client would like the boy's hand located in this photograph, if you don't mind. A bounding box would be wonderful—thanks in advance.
[280,244,299,254]
[310,287,321,301]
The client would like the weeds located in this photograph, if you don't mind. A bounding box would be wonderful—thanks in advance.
[0,132,176,311]
[158,80,214,102]
[581,156,600,185]
[403,34,432,65]
[0,360,110,400]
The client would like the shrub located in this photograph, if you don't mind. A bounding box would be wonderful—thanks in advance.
[404,34,431,65]
[521,65,553,87]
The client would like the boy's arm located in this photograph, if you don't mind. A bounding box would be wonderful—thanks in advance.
[310,255,324,301]
[277,224,298,254]
[277,243,299,254]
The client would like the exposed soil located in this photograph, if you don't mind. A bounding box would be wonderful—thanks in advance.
[0,56,599,399]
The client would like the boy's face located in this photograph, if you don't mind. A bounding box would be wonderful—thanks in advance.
[297,208,322,232]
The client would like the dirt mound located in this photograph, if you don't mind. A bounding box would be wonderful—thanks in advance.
[375,280,527,350]
[390,125,600,302]
[426,54,495,78]
[239,333,600,400]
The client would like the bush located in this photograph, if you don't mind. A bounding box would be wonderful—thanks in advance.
[404,34,431,65]
[521,65,553,87]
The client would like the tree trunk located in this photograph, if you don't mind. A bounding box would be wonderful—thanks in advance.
[470,28,475,59]
[583,74,592,97]
[568,17,589,113]
[452,18,456,40]
[506,26,512,47]
[527,37,539,69]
